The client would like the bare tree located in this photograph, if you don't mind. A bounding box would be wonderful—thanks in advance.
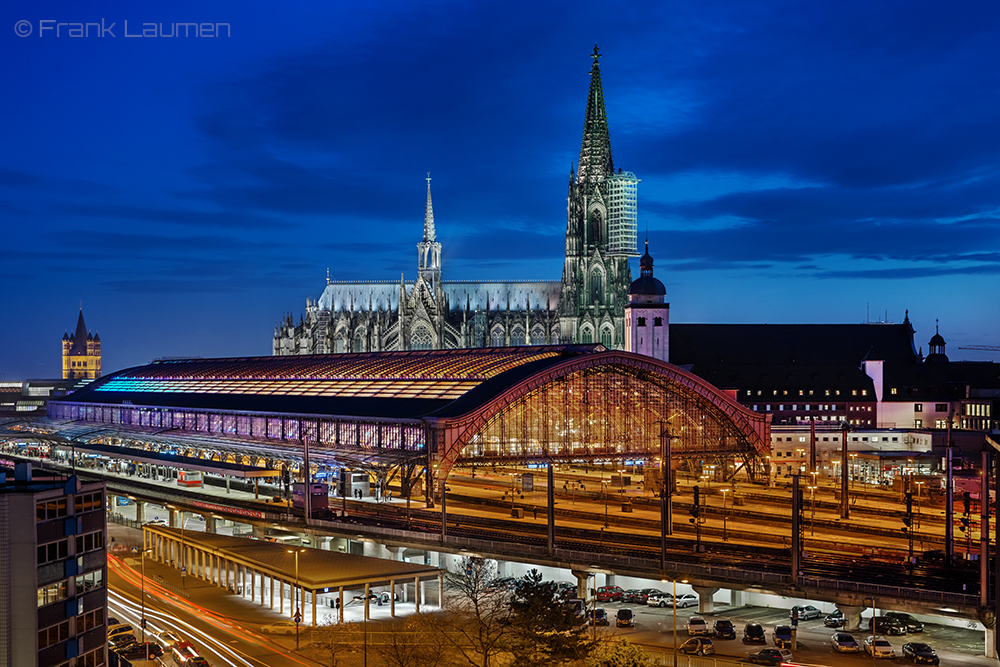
[437,556,515,667]
[373,614,453,667]
[309,619,360,667]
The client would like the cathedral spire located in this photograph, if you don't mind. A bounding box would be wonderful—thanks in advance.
[423,173,436,242]
[578,44,613,185]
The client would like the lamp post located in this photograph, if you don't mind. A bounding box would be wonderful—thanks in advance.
[508,472,519,516]
[602,480,610,528]
[720,488,730,541]
[808,485,817,536]
[617,468,626,496]
[850,453,858,488]
[140,547,154,657]
[288,548,306,649]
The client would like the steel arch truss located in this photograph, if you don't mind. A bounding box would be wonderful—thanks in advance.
[435,352,769,478]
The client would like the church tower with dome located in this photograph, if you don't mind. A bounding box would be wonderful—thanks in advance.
[624,241,669,361]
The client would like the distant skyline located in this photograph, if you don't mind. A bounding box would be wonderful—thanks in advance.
[3,0,999,379]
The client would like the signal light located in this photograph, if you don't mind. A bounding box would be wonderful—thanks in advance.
[691,486,700,518]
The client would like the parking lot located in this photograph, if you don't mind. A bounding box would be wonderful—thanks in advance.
[585,598,994,665]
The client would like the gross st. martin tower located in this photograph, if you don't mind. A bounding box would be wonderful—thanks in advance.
[559,45,640,348]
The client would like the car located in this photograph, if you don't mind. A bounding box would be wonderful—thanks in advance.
[116,642,164,660]
[595,586,624,602]
[687,617,710,636]
[743,622,767,644]
[902,641,939,664]
[679,637,715,656]
[587,608,609,626]
[107,624,135,638]
[106,617,121,627]
[621,589,642,604]
[790,604,822,620]
[157,631,183,649]
[188,659,212,667]
[870,615,908,636]
[824,609,845,627]
[772,625,793,648]
[747,648,794,665]
[109,633,137,648]
[864,635,896,658]
[673,593,698,608]
[647,592,673,607]
[887,612,925,633]
[831,632,861,653]
[615,608,634,627]
[260,620,298,635]
[637,588,668,605]
[554,581,577,597]
[714,619,736,640]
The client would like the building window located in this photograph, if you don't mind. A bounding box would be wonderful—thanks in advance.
[638,317,647,326]
[936,419,947,428]
[653,317,663,326]
[75,531,105,554]
[491,329,504,347]
[600,329,612,348]
[890,388,897,395]
[36,499,68,522]
[935,403,948,412]
[510,328,526,346]
[581,329,593,344]
[37,581,68,607]
[412,326,433,350]
[914,403,922,412]
[75,569,104,593]
[37,539,69,565]
[915,419,922,428]
[38,620,69,649]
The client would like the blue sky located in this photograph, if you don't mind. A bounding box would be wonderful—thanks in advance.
[2,0,999,379]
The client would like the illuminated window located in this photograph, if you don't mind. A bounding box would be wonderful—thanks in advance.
[37,581,67,607]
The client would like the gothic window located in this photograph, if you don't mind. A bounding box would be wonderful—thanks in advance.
[491,327,504,347]
[412,326,433,350]
[591,269,604,305]
[589,210,603,245]
[530,326,546,346]
[600,328,613,348]
[654,317,663,326]
[353,331,365,353]
[637,317,646,326]
[581,328,593,344]
[511,327,526,346]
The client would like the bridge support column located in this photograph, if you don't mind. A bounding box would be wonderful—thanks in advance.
[169,508,181,528]
[387,546,403,562]
[836,604,865,632]
[204,515,217,534]
[252,524,265,539]
[730,589,743,607]
[605,574,617,587]
[571,570,592,600]
[986,628,996,659]
[134,501,145,523]
[692,586,719,614]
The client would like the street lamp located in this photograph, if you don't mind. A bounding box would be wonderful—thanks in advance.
[139,547,154,657]
[288,548,306,649]
[617,468,626,496]
[720,488,730,541]
[508,472,519,517]
[808,485,817,536]
[601,480,610,528]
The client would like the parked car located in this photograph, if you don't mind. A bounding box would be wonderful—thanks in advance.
[260,620,298,635]
[887,612,925,633]
[615,609,634,628]
[714,619,736,640]
[687,617,710,636]
[678,637,715,656]
[647,592,673,607]
[743,622,767,644]
[595,586,624,602]
[188,658,212,667]
[831,632,861,653]
[116,642,164,660]
[790,604,822,620]
[673,593,698,608]
[864,635,896,658]
[107,624,135,639]
[747,648,794,665]
[902,641,939,664]
[109,633,137,649]
[870,615,908,636]
[587,608,609,626]
[637,588,668,605]
[621,589,642,604]
[824,609,845,627]
[772,625,793,648]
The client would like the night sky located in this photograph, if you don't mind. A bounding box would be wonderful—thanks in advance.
[3,0,999,380]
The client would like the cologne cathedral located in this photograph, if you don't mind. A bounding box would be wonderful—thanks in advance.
[273,46,639,356]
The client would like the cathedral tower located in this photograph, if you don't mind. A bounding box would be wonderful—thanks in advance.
[559,46,638,348]
[417,174,442,291]
[62,309,101,380]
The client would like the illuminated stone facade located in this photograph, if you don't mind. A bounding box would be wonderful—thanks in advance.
[62,310,101,380]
